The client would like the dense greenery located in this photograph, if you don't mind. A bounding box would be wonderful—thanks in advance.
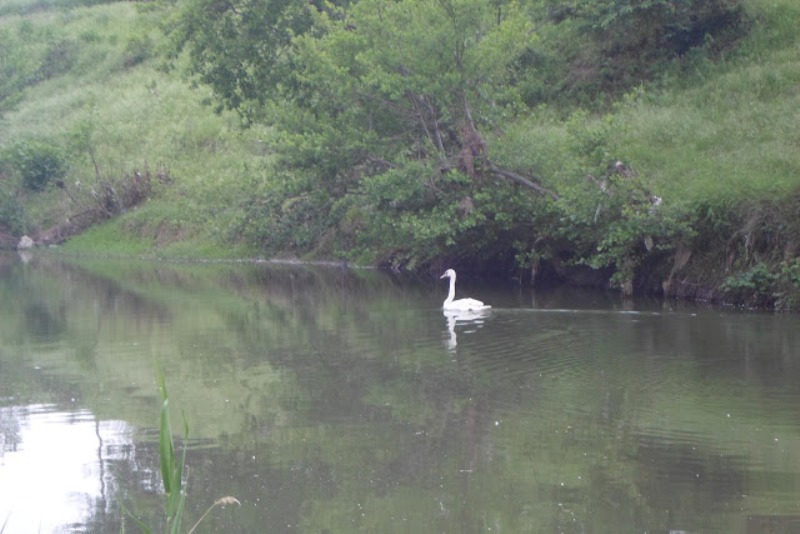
[1,0,799,306]
[4,139,68,191]
[166,0,748,274]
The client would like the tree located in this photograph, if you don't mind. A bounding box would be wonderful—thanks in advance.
[172,0,741,275]
[235,0,559,264]
[167,0,350,122]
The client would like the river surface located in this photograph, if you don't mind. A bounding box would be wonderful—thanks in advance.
[1,252,800,533]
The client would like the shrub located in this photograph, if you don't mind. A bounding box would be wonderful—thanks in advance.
[0,31,29,112]
[773,259,800,311]
[720,259,800,310]
[4,140,68,192]
[34,39,79,82]
[0,185,27,235]
[122,36,154,69]
[538,0,749,101]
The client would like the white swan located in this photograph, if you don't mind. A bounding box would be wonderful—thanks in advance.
[440,269,491,311]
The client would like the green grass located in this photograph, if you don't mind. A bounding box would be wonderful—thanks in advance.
[63,217,158,256]
[1,0,274,257]
[63,204,263,260]
[616,0,800,203]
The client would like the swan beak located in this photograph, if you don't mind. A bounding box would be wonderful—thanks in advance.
[440,273,447,279]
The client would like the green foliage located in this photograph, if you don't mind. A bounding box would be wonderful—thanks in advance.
[35,39,79,82]
[3,140,67,192]
[0,0,118,17]
[543,0,749,96]
[122,375,187,534]
[0,29,34,113]
[514,0,749,109]
[0,23,81,116]
[0,184,27,235]
[122,35,154,69]
[570,0,746,50]
[228,0,545,264]
[233,168,331,254]
[720,259,800,310]
[165,0,344,120]
[158,376,188,534]
[2,0,799,304]
[517,112,675,286]
[169,0,759,277]
[721,263,775,305]
[774,259,800,311]
[355,163,478,264]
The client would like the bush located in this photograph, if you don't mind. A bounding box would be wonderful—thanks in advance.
[0,0,118,17]
[4,140,68,192]
[34,39,79,83]
[1,33,25,112]
[122,36,154,68]
[720,259,800,310]
[537,0,749,101]
[0,185,27,235]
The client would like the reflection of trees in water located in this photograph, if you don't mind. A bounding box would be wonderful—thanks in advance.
[172,268,508,529]
[626,310,800,390]
[39,256,174,326]
[634,436,745,525]
[82,434,317,533]
[4,254,799,531]
[187,276,675,531]
[3,258,445,530]
[2,254,174,352]
[23,300,67,338]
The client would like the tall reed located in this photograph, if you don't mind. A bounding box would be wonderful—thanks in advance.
[122,374,239,533]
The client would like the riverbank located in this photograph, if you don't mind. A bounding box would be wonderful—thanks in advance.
[1,0,799,309]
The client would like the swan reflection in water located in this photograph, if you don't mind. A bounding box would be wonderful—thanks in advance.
[443,308,490,351]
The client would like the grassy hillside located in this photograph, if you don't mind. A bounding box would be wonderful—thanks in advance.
[1,0,799,306]
[0,1,271,257]
[623,1,800,203]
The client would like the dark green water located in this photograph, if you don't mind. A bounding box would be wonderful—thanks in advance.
[1,252,800,533]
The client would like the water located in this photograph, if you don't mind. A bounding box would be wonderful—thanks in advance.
[1,252,800,533]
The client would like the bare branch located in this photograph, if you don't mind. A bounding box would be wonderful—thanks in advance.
[364,155,398,170]
[407,92,447,157]
[488,163,559,200]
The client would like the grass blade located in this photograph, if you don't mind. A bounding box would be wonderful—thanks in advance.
[159,396,174,496]
[119,500,154,534]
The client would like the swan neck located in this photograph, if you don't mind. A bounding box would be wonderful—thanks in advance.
[444,275,456,305]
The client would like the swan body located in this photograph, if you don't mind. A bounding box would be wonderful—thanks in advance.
[440,269,491,311]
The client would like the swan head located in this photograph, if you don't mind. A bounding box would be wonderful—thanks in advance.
[440,269,456,280]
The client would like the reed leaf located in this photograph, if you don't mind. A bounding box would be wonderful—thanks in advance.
[119,501,154,534]
[121,374,235,532]
[159,396,175,496]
